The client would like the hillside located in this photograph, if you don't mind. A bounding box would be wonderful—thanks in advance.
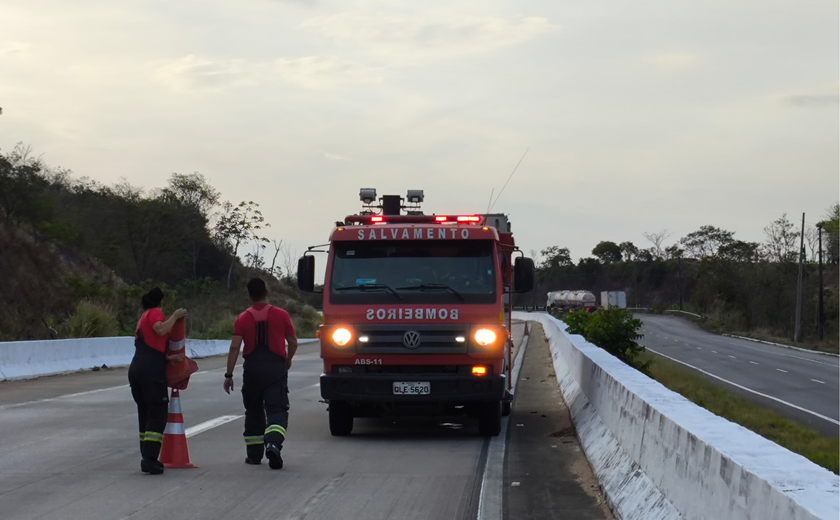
[0,144,320,341]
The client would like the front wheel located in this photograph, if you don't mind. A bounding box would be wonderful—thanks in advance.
[478,401,502,436]
[329,401,354,436]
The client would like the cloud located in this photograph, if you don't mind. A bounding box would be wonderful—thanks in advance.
[780,95,839,108]
[302,13,555,62]
[0,41,32,56]
[650,52,698,68]
[324,152,351,161]
[154,55,383,92]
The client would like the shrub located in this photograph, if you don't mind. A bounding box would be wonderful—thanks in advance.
[61,301,119,338]
[561,308,648,372]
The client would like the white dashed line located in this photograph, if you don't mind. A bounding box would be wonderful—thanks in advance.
[812,379,826,384]
[696,347,701,350]
[749,361,759,365]
[711,350,718,354]
[776,369,788,373]
[647,348,840,426]
[728,355,736,359]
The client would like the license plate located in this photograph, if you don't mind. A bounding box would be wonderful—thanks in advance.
[393,382,431,395]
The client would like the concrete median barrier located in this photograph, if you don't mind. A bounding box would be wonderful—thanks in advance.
[513,311,839,520]
[0,337,318,381]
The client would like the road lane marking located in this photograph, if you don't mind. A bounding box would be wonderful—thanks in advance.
[711,350,718,354]
[697,347,701,350]
[0,384,130,410]
[812,379,826,384]
[750,361,759,365]
[776,369,788,373]
[185,415,243,437]
[478,330,530,520]
[648,348,839,426]
[728,356,736,359]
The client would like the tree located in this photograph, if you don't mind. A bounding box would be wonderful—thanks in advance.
[718,240,760,263]
[643,229,672,259]
[245,242,266,270]
[804,226,820,263]
[161,172,220,217]
[161,173,220,278]
[619,241,638,261]
[0,144,50,227]
[762,214,799,263]
[215,201,269,289]
[538,246,572,269]
[592,241,623,263]
[680,225,735,259]
[269,239,283,278]
[280,242,298,281]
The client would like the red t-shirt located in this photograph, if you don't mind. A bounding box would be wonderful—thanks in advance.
[234,304,295,358]
[135,309,167,353]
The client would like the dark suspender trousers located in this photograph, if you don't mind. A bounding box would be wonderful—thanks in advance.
[241,312,290,460]
[128,331,169,461]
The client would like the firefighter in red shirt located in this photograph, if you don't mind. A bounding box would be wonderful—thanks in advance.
[224,278,299,469]
[130,287,187,474]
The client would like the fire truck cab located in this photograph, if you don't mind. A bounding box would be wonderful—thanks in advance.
[298,189,535,436]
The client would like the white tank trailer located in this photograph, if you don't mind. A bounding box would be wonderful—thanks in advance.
[546,290,598,312]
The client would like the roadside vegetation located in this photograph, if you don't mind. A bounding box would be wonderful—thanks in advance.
[0,143,320,341]
[522,209,840,352]
[558,308,838,474]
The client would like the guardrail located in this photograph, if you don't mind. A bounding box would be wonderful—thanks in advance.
[513,311,838,520]
[0,337,318,381]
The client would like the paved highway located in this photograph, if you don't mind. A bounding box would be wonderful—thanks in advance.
[0,323,610,520]
[638,314,839,436]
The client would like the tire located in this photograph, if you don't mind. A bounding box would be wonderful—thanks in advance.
[478,400,502,436]
[501,399,512,417]
[329,401,354,436]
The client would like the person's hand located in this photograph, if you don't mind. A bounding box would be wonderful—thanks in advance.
[287,358,293,369]
[223,377,234,394]
[173,308,188,320]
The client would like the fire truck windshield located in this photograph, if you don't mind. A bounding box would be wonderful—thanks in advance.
[329,240,497,304]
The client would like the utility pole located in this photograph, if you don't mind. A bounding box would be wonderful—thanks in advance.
[677,251,683,311]
[817,223,825,341]
[794,212,805,342]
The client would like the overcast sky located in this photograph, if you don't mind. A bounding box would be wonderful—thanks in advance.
[1,0,838,270]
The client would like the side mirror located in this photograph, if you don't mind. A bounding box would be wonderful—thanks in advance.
[297,255,315,292]
[514,257,535,293]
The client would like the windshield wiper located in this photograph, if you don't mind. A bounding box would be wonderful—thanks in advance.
[395,283,466,301]
[335,283,403,300]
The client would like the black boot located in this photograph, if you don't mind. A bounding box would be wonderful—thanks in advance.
[265,443,283,470]
[245,444,264,465]
[141,458,164,474]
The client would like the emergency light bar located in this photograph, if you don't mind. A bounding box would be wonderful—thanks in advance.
[348,214,485,225]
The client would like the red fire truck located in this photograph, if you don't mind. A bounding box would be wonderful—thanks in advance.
[297,189,534,436]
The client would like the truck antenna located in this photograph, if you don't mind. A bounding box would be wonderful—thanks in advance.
[484,188,495,216]
[489,148,528,212]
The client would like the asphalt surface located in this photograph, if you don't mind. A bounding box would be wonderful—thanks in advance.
[0,323,609,520]
[638,314,840,436]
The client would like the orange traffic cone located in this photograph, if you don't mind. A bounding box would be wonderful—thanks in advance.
[160,388,198,469]
[523,322,530,336]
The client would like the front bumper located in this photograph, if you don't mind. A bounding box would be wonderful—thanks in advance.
[320,374,506,402]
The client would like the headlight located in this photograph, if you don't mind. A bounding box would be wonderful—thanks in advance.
[473,328,497,346]
[331,327,352,346]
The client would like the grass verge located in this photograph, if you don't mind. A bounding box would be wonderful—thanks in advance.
[640,351,839,474]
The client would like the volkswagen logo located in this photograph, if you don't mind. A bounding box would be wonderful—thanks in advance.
[402,330,422,349]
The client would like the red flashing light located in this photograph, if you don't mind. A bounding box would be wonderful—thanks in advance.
[456,215,480,222]
[434,216,448,222]
[370,216,384,223]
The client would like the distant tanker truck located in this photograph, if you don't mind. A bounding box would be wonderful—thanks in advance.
[546,290,597,313]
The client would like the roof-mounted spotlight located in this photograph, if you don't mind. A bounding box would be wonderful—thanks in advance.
[406,189,424,203]
[359,188,377,204]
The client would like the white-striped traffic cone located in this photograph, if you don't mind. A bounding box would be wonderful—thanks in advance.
[160,388,198,469]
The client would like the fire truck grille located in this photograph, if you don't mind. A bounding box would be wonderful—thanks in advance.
[355,324,470,354]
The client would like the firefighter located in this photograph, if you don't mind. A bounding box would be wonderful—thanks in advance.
[129,287,187,474]
[224,278,299,469]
